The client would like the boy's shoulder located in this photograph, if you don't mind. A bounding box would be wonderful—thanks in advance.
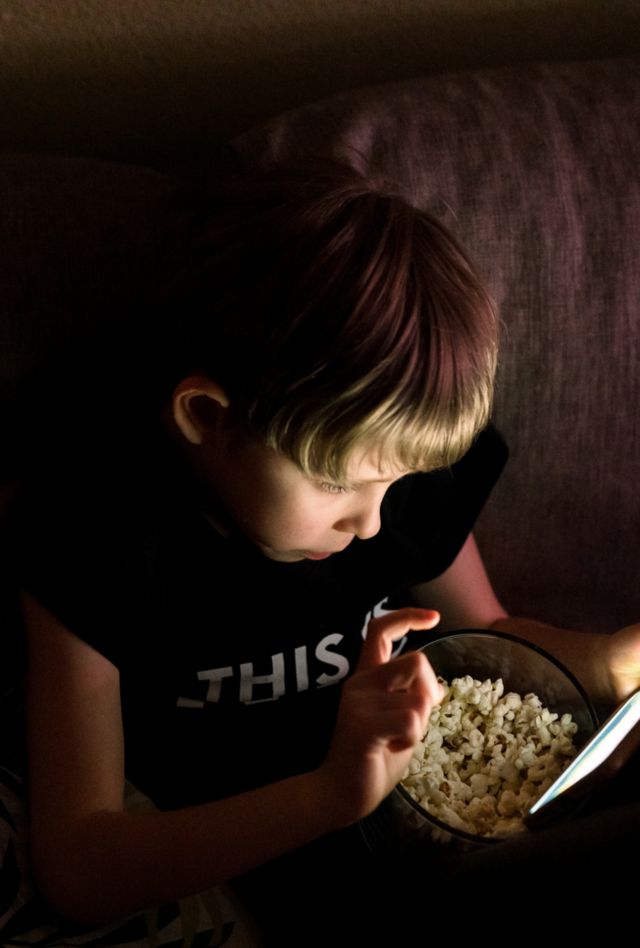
[386,423,508,509]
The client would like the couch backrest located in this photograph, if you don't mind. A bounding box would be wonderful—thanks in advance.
[0,154,186,487]
[231,57,640,632]
[1,58,638,633]
[1,3,638,163]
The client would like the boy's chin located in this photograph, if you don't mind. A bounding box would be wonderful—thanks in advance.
[255,543,307,563]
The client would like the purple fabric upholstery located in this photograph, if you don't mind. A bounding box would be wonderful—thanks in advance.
[1,59,638,633]
[231,57,640,632]
[0,155,176,380]
[0,153,185,493]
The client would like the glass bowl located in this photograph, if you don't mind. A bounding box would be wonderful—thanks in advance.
[360,628,599,857]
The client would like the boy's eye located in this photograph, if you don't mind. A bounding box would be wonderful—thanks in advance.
[319,481,350,495]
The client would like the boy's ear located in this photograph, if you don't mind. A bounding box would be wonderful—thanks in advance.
[171,376,230,446]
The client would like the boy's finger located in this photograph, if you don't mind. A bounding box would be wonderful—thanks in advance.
[363,649,445,706]
[357,608,440,672]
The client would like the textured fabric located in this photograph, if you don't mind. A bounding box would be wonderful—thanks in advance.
[231,57,640,633]
[0,153,186,482]
[2,60,639,630]
[12,422,506,809]
[0,767,261,946]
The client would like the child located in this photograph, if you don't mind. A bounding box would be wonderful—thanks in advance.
[14,162,640,939]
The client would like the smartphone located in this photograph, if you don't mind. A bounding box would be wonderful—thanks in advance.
[524,689,640,830]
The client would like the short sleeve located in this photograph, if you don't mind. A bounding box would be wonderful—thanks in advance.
[11,488,129,668]
[382,424,509,584]
[8,433,167,669]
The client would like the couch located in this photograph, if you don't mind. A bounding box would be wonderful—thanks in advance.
[1,55,638,945]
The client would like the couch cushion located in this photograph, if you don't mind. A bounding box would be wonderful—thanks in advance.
[0,153,185,485]
[0,764,261,946]
[230,57,640,633]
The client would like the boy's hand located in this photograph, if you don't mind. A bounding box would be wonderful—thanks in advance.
[318,608,443,827]
[600,623,640,705]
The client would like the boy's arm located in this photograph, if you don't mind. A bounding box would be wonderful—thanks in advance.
[23,591,442,927]
[410,533,637,713]
[408,532,509,633]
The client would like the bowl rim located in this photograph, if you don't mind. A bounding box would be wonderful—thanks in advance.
[395,626,599,844]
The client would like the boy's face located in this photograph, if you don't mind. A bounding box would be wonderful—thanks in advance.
[201,434,408,563]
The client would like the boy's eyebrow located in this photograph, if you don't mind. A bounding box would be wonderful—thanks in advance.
[342,473,409,488]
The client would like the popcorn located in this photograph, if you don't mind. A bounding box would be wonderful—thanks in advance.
[401,676,579,838]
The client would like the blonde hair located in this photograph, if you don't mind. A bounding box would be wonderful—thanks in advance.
[159,163,498,480]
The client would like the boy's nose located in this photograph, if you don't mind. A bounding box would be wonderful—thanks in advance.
[355,512,381,540]
[334,502,382,541]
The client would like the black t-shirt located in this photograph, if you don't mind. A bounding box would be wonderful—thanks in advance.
[14,422,507,810]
